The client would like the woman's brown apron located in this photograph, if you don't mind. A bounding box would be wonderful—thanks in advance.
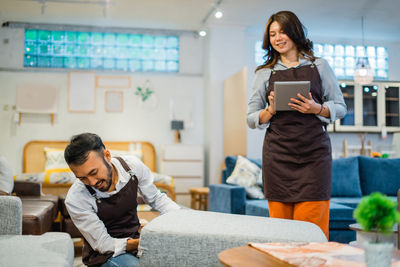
[82,157,140,267]
[262,63,332,202]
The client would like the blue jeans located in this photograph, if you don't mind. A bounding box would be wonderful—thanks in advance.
[101,253,140,267]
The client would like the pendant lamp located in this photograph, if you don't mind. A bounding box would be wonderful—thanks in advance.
[354,16,374,85]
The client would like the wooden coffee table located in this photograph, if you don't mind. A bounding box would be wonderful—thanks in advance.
[218,246,295,267]
[219,244,400,267]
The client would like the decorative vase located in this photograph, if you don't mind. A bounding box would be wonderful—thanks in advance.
[364,242,393,267]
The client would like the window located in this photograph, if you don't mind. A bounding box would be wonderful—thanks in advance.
[24,29,180,72]
[254,41,388,80]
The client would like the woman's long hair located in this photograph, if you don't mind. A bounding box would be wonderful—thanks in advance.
[256,11,315,72]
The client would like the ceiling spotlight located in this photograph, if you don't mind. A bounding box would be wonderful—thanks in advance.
[215,10,223,19]
[198,30,207,37]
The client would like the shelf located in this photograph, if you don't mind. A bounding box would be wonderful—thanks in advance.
[386,113,400,117]
[385,97,399,101]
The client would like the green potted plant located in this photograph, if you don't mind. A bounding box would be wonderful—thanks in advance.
[353,192,400,267]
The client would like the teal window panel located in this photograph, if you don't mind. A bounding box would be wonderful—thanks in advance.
[90,58,103,69]
[52,44,64,55]
[117,34,129,46]
[25,29,37,41]
[142,35,154,47]
[38,30,51,42]
[39,44,51,55]
[166,36,179,48]
[90,45,103,57]
[142,60,154,71]
[104,58,116,69]
[116,59,128,70]
[129,34,142,47]
[77,57,90,69]
[167,61,179,72]
[154,36,167,48]
[66,32,77,43]
[37,56,51,67]
[103,46,116,58]
[91,32,103,45]
[77,32,90,44]
[78,45,90,56]
[52,31,65,42]
[24,55,37,67]
[64,57,77,69]
[129,60,141,71]
[142,48,153,60]
[117,47,130,59]
[129,47,141,59]
[51,57,64,68]
[65,45,77,56]
[153,49,166,60]
[154,61,166,71]
[104,33,116,45]
[166,49,179,60]
[25,41,37,55]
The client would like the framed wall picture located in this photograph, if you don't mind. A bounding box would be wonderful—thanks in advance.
[68,72,96,112]
[105,91,123,112]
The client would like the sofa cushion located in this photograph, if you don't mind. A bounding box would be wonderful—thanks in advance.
[138,209,327,266]
[331,197,363,209]
[331,157,362,197]
[329,202,355,222]
[359,156,400,196]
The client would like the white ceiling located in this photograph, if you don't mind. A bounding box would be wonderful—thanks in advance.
[0,0,399,41]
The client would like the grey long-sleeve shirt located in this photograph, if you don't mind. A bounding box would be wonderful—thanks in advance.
[247,57,347,129]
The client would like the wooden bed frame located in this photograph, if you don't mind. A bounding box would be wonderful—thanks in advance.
[23,140,175,200]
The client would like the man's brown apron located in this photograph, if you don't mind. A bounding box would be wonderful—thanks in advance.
[262,63,332,202]
[82,157,140,267]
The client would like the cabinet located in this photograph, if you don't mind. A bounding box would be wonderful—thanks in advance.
[160,144,204,207]
[335,81,400,132]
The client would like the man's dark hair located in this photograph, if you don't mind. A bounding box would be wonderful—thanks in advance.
[64,133,105,165]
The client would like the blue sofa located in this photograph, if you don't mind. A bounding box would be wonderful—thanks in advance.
[209,156,400,243]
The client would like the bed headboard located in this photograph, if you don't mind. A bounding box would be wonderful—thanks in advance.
[23,140,156,173]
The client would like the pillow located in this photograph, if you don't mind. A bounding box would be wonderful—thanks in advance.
[109,149,143,160]
[43,147,74,184]
[225,155,262,178]
[226,155,264,199]
[14,171,76,184]
[0,156,14,194]
[331,157,362,197]
[152,172,174,187]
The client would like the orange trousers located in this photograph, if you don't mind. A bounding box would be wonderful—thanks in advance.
[268,200,330,240]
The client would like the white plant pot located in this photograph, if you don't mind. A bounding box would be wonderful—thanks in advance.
[364,242,393,267]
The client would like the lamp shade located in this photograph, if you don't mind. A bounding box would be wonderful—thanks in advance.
[354,57,374,85]
[171,120,184,130]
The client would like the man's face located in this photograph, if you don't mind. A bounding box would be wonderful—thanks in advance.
[69,150,113,192]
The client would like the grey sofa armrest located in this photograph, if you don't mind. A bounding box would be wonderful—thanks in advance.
[209,184,247,214]
[0,196,22,235]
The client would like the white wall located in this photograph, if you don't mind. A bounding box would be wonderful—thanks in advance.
[203,24,246,185]
[0,30,205,174]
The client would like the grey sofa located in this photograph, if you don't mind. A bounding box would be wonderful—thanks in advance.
[0,196,74,267]
[138,209,327,266]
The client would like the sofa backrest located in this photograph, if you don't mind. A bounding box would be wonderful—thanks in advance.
[331,156,362,197]
[358,156,400,196]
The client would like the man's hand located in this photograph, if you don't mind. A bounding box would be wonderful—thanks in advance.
[126,238,140,251]
[288,92,320,114]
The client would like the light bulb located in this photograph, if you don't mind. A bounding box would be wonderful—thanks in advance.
[199,30,207,37]
[215,10,223,19]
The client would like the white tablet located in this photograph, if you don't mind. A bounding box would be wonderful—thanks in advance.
[273,81,310,112]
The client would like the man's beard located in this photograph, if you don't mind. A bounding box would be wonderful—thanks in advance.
[99,158,113,192]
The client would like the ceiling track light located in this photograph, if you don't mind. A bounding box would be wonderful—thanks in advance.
[354,16,373,85]
[198,0,223,37]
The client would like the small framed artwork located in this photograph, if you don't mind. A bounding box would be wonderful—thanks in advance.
[105,91,123,112]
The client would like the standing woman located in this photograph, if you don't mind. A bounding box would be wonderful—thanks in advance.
[247,10,346,239]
